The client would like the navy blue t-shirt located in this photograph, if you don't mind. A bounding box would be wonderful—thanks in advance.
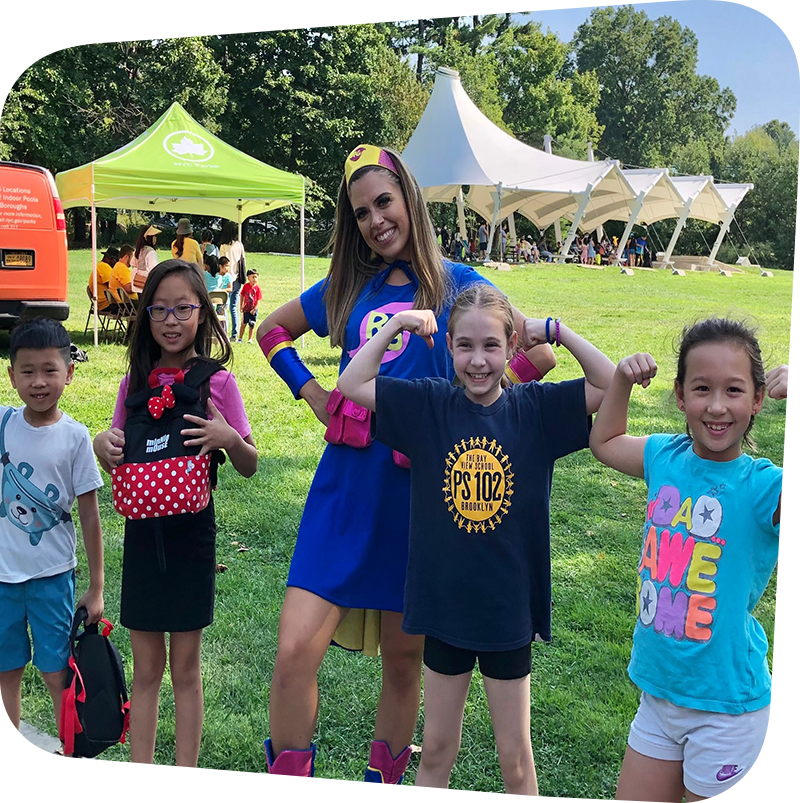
[375,376,589,651]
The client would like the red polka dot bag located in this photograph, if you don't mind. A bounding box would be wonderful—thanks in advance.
[111,361,225,520]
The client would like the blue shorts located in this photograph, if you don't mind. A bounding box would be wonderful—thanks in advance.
[0,570,75,674]
[243,310,258,327]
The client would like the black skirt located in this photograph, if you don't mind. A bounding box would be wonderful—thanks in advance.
[120,499,216,632]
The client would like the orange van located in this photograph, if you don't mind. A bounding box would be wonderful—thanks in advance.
[0,161,69,328]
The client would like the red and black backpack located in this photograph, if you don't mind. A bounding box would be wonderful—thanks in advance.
[59,607,130,758]
[111,359,225,520]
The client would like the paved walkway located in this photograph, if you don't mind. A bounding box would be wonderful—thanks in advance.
[14,722,136,803]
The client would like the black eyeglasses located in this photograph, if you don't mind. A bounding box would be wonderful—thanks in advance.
[146,304,201,322]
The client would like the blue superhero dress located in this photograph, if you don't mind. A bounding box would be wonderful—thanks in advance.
[287,260,489,618]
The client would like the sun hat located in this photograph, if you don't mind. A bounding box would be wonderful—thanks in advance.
[102,246,120,261]
[144,225,161,237]
[176,218,192,236]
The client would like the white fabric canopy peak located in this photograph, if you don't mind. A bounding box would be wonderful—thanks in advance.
[402,67,634,231]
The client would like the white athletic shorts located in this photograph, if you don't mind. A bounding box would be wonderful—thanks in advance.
[627,691,770,798]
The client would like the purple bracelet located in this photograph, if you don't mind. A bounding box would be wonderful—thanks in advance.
[555,318,561,347]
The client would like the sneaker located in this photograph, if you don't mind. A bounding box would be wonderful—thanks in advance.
[0,772,19,803]
[237,339,243,343]
[122,786,156,803]
[247,340,254,345]
[58,776,89,803]
[169,789,200,803]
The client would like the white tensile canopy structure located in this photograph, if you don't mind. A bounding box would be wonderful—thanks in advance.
[657,177,753,266]
[578,168,682,263]
[402,67,634,260]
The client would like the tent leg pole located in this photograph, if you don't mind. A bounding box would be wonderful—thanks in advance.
[559,190,591,262]
[486,184,502,262]
[300,199,305,349]
[456,189,467,245]
[662,207,691,266]
[707,211,734,266]
[91,202,98,347]
[614,193,646,265]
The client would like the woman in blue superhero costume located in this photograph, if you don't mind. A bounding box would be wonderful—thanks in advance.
[256,144,555,782]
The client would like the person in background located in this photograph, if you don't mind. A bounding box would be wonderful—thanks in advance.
[201,229,219,259]
[109,244,137,303]
[217,257,233,296]
[478,222,488,260]
[172,219,204,273]
[132,225,160,293]
[88,246,119,312]
[203,253,221,293]
[635,234,646,267]
[238,269,262,345]
[219,221,246,339]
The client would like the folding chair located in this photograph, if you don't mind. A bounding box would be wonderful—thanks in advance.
[103,290,125,342]
[85,286,109,336]
[118,288,139,340]
[208,291,230,336]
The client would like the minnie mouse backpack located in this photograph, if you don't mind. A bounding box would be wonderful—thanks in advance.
[111,360,225,521]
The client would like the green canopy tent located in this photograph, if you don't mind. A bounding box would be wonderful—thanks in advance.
[56,102,305,345]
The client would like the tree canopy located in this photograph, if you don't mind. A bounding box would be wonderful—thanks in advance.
[0,11,795,268]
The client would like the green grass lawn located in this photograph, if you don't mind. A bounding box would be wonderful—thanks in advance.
[0,252,792,798]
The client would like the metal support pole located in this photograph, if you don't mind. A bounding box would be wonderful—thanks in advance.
[662,205,692,265]
[456,189,467,242]
[706,211,735,265]
[300,184,306,349]
[486,184,502,261]
[614,192,647,265]
[91,200,98,347]
[558,190,592,261]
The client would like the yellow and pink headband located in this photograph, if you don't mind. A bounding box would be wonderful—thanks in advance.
[344,144,398,187]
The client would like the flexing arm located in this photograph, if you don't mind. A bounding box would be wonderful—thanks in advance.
[522,319,615,413]
[766,364,789,400]
[338,311,438,411]
[589,354,658,479]
[256,297,331,425]
[75,490,104,624]
[511,306,557,377]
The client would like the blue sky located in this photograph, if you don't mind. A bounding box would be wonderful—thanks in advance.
[515,1,799,137]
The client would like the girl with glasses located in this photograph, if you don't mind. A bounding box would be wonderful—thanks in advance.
[93,259,257,767]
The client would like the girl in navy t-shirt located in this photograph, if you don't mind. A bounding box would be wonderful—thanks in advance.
[338,284,615,793]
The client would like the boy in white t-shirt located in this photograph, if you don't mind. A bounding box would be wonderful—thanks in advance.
[0,318,104,743]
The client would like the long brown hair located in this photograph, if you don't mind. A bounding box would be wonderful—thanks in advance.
[324,147,448,349]
[125,259,232,393]
[134,225,157,259]
[173,233,187,258]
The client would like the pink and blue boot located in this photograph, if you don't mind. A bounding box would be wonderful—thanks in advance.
[264,738,316,777]
[363,739,412,784]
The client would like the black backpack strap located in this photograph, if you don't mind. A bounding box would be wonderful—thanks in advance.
[183,359,224,391]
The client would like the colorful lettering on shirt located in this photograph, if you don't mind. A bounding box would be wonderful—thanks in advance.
[637,484,725,643]
[442,436,513,533]
[348,302,415,363]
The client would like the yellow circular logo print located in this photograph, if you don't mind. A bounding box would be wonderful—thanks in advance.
[443,437,514,533]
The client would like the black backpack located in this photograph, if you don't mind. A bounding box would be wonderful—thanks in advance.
[59,607,130,757]
[111,359,225,521]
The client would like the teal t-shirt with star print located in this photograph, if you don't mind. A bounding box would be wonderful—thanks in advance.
[628,434,782,714]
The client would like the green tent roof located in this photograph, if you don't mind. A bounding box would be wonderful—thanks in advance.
[56,102,304,221]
